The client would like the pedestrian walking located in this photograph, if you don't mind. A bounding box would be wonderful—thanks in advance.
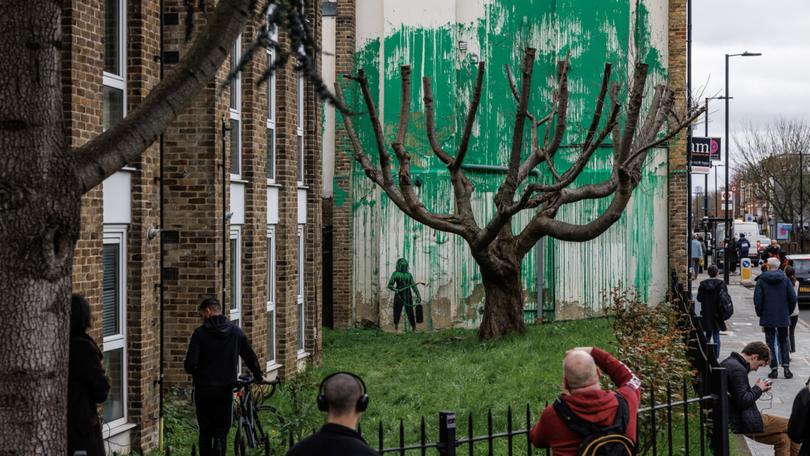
[786,266,800,353]
[754,258,798,379]
[68,294,110,456]
[184,297,264,456]
[691,234,704,279]
[721,341,800,456]
[737,233,751,261]
[788,378,810,456]
[729,236,739,274]
[697,265,730,358]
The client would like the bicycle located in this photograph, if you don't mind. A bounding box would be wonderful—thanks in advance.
[232,374,280,456]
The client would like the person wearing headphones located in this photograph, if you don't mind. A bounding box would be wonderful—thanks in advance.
[286,372,377,456]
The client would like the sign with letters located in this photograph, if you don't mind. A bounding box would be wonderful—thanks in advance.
[689,137,722,168]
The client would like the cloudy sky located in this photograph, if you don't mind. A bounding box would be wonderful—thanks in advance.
[691,0,810,193]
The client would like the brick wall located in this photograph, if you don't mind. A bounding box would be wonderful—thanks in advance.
[668,0,689,287]
[330,0,356,329]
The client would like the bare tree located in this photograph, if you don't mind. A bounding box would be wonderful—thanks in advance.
[0,0,329,452]
[336,49,702,340]
[735,119,810,233]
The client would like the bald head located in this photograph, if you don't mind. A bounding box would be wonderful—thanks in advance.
[323,373,363,416]
[564,350,599,390]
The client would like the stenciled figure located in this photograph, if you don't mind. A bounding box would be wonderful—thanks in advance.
[387,258,421,332]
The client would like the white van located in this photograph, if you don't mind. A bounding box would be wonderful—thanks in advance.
[716,220,770,260]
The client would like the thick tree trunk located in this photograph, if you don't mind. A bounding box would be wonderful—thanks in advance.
[0,1,80,452]
[475,237,526,339]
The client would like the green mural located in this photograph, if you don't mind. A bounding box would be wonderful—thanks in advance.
[339,0,670,325]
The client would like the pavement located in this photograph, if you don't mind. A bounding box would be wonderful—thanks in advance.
[691,270,809,456]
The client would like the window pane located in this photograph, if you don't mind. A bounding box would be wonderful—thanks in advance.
[104,0,120,75]
[267,236,274,302]
[102,244,120,338]
[296,76,303,128]
[230,119,240,175]
[267,128,275,180]
[266,310,275,363]
[297,303,304,351]
[230,40,239,110]
[230,238,238,311]
[103,348,125,422]
[297,135,304,182]
[297,233,303,297]
[103,86,124,131]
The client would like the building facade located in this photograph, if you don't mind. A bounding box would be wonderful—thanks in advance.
[65,0,323,452]
[323,0,689,329]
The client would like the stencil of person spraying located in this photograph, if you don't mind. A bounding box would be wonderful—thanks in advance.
[387,258,421,332]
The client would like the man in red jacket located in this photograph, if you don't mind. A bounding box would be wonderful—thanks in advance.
[530,346,642,455]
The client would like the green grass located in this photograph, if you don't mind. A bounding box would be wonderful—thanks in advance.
[159,318,725,455]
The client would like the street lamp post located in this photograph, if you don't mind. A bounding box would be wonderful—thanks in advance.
[704,96,730,266]
[724,51,762,284]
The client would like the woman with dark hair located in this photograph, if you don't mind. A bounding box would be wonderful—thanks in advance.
[786,266,801,353]
[68,294,110,456]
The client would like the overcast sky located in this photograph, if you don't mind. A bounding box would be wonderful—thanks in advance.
[691,0,810,194]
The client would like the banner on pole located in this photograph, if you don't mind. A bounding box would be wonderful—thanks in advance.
[689,137,722,167]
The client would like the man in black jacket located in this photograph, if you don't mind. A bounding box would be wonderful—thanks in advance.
[286,372,377,456]
[185,297,264,456]
[789,379,810,456]
[721,341,800,456]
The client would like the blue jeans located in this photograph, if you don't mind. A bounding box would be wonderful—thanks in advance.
[705,330,720,359]
[764,327,790,368]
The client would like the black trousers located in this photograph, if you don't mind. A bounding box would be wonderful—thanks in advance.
[194,386,233,456]
[764,327,790,368]
[394,296,416,329]
[790,315,799,353]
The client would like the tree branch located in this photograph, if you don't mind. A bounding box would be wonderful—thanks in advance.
[451,61,486,173]
[73,0,256,193]
[422,77,454,165]
[355,69,396,188]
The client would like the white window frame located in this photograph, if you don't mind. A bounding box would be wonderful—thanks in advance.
[230,227,242,325]
[102,226,128,431]
[266,226,277,369]
[297,225,305,353]
[102,0,126,131]
[230,35,243,179]
[266,21,278,184]
[296,73,305,185]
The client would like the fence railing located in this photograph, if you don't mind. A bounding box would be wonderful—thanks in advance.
[342,378,721,456]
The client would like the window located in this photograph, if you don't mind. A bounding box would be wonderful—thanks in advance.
[297,226,305,352]
[103,0,126,131]
[266,227,276,367]
[230,228,241,327]
[266,21,277,182]
[102,228,127,429]
[296,73,305,184]
[230,36,242,177]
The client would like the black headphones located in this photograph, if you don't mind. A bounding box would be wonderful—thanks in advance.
[316,371,369,413]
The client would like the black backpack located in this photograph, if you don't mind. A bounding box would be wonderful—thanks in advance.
[718,283,734,321]
[553,393,635,456]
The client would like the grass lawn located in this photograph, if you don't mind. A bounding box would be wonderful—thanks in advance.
[160,318,717,455]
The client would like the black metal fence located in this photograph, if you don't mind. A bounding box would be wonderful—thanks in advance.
[352,378,722,456]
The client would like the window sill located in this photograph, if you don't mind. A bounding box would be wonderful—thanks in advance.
[297,351,310,360]
[297,184,309,190]
[266,182,282,188]
[266,362,282,373]
[230,178,248,184]
[103,421,136,439]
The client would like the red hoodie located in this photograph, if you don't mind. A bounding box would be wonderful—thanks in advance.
[529,347,641,455]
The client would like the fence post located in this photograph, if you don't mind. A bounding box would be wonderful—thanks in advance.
[710,366,730,456]
[438,411,457,456]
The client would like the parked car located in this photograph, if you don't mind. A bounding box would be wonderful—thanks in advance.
[787,254,810,306]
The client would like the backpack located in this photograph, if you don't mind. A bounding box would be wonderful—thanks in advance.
[553,393,635,456]
[718,283,734,321]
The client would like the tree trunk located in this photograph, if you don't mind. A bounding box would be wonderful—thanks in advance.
[475,238,526,339]
[0,1,80,452]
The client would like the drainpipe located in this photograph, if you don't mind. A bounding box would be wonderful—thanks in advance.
[157,0,165,449]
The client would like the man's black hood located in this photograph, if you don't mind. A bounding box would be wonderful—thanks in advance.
[203,314,233,338]
[701,278,724,291]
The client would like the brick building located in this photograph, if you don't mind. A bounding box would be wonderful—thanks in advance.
[65,0,323,452]
[323,0,689,329]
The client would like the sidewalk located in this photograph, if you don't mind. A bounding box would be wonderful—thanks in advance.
[692,272,809,456]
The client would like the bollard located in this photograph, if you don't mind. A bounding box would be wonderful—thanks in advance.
[438,411,456,456]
